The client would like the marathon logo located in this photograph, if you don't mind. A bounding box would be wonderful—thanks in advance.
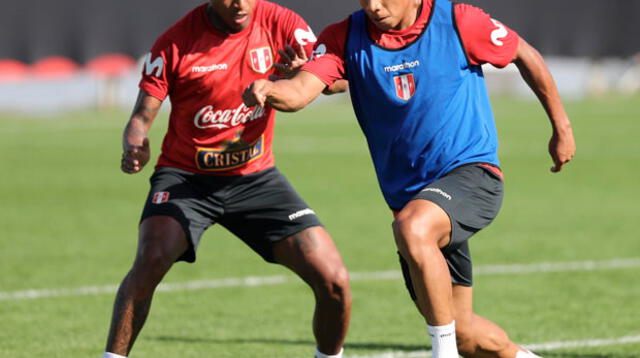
[384,60,420,73]
[195,135,264,171]
[420,187,452,200]
[288,208,316,221]
[192,63,228,73]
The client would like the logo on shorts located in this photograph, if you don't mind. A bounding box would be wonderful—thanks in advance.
[152,191,170,204]
[421,188,452,200]
[288,208,315,221]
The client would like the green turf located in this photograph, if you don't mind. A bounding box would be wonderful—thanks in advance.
[1,94,639,357]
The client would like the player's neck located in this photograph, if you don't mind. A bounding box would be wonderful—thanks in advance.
[398,1,423,31]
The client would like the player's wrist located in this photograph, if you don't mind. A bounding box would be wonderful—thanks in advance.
[552,121,572,136]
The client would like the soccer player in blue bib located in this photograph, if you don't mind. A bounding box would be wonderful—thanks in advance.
[243,0,575,357]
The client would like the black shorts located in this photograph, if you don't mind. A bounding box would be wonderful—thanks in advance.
[399,164,503,289]
[140,166,322,263]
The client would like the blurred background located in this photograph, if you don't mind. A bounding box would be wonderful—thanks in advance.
[2,1,640,357]
[0,0,639,113]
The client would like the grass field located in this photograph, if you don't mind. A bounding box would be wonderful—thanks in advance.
[1,94,639,357]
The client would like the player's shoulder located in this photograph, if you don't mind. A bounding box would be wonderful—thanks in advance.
[319,18,351,39]
[155,4,208,47]
[453,2,492,21]
[255,0,303,23]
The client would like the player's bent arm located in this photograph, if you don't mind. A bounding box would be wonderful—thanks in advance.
[513,37,576,172]
[121,90,163,174]
[323,79,349,95]
[513,37,570,131]
[243,71,327,112]
[123,90,162,148]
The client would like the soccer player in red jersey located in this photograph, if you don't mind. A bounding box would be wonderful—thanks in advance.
[244,0,575,358]
[103,1,351,357]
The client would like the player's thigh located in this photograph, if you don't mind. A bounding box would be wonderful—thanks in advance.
[402,165,502,287]
[140,167,222,263]
[412,164,503,248]
[137,215,190,265]
[272,226,347,285]
[220,167,327,264]
[393,199,452,249]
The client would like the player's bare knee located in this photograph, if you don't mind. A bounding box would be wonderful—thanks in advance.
[393,214,441,245]
[316,265,350,303]
[129,244,174,286]
[393,218,441,267]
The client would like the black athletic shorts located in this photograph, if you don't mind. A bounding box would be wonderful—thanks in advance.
[398,164,504,291]
[140,166,322,263]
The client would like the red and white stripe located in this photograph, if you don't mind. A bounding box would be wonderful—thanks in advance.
[250,47,273,74]
[394,73,415,101]
[152,191,170,204]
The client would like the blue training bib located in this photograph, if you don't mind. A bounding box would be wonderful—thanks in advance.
[345,0,500,209]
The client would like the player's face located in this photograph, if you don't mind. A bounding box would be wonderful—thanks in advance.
[209,0,255,33]
[359,0,421,31]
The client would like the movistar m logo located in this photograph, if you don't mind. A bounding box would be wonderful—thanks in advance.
[490,19,508,46]
[144,53,164,78]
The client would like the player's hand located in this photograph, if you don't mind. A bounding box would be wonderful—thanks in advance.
[243,80,272,107]
[121,138,150,174]
[548,127,575,173]
[270,44,308,81]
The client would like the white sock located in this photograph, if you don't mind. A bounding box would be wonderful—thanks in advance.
[315,346,344,358]
[103,353,127,358]
[515,350,542,358]
[427,321,459,358]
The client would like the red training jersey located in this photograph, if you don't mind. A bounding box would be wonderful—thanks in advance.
[140,0,317,175]
[303,0,519,88]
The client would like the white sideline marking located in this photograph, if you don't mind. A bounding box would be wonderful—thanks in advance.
[350,335,640,358]
[1,258,639,301]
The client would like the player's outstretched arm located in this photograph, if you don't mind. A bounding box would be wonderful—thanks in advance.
[513,37,576,173]
[121,90,162,174]
[323,79,349,95]
[243,71,327,112]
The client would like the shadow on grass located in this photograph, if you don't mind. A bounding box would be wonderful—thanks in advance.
[538,352,638,358]
[147,335,427,352]
[147,337,638,357]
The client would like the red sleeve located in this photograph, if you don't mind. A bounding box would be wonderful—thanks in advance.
[454,3,519,68]
[264,2,317,60]
[284,12,317,58]
[138,32,179,101]
[301,18,349,87]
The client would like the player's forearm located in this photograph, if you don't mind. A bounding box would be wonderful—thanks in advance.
[322,79,349,95]
[514,39,572,134]
[266,80,318,112]
[244,72,326,112]
[123,91,162,148]
[123,116,150,148]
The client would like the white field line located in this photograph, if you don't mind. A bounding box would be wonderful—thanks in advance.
[350,334,640,358]
[1,257,639,301]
